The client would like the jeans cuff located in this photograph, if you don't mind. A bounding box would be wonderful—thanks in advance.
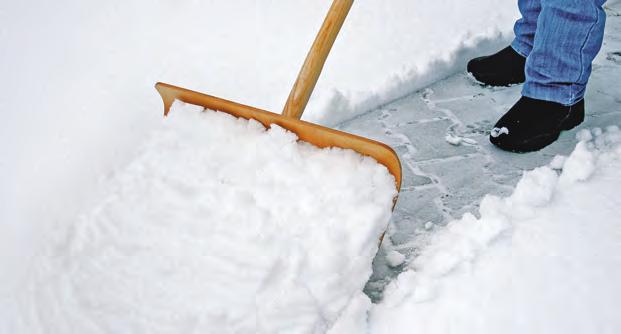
[511,39,531,58]
[522,81,585,106]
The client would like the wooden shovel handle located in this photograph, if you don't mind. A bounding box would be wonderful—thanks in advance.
[282,0,353,119]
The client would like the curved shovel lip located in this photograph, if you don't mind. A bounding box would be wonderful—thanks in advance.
[155,82,402,197]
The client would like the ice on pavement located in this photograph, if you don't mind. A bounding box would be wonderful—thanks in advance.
[0,102,396,333]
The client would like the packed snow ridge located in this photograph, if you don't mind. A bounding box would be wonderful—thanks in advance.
[0,102,396,333]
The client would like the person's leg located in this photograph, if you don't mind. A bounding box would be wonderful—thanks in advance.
[512,0,542,57]
[490,0,607,152]
[522,0,607,105]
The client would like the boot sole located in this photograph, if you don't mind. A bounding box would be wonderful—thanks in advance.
[469,72,525,87]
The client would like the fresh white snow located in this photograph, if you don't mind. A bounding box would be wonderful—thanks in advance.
[0,1,518,297]
[385,250,406,268]
[0,101,396,333]
[3,0,621,333]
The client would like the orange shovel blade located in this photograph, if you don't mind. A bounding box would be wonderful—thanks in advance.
[155,82,402,193]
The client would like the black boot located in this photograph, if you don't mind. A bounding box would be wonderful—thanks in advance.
[490,96,585,153]
[467,46,526,86]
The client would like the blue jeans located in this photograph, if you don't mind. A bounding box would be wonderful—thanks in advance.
[511,0,607,106]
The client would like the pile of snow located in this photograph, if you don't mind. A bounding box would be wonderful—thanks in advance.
[1,0,517,295]
[333,126,621,333]
[0,102,396,333]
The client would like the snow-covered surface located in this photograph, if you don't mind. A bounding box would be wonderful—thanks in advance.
[0,101,396,333]
[3,0,621,332]
[364,127,621,333]
[330,4,621,332]
[0,0,517,297]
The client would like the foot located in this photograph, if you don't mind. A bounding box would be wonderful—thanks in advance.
[467,46,526,86]
[490,96,585,153]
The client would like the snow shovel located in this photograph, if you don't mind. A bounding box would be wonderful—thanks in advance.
[155,0,402,198]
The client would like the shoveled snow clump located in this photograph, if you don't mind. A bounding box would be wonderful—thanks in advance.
[0,101,396,333]
[385,250,406,268]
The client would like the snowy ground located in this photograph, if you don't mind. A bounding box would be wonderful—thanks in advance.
[336,3,621,301]
[2,0,621,332]
[1,103,396,333]
[0,0,518,296]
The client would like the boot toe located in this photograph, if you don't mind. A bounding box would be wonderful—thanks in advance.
[466,56,483,75]
[489,97,584,153]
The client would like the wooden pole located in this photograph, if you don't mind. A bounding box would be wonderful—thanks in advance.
[282,0,354,119]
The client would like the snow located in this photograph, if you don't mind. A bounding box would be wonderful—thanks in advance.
[345,126,621,333]
[0,101,396,333]
[490,126,509,138]
[549,155,567,170]
[577,128,595,142]
[444,134,463,146]
[0,0,517,299]
[385,251,406,268]
[3,0,621,332]
[445,134,477,146]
